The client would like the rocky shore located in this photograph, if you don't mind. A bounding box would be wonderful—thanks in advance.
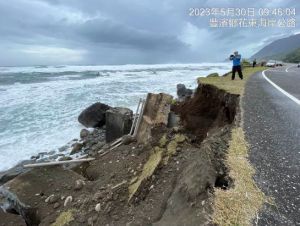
[0,76,240,225]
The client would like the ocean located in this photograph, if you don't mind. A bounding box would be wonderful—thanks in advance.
[0,63,231,171]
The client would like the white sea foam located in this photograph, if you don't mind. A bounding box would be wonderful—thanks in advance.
[0,63,228,73]
[0,63,231,171]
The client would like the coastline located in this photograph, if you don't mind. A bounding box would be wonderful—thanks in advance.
[0,63,232,172]
[0,66,266,225]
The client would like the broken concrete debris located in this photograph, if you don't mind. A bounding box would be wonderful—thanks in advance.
[0,82,239,225]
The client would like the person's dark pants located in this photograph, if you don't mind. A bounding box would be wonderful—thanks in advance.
[232,65,243,80]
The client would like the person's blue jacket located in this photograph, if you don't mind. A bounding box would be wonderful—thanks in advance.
[230,54,241,66]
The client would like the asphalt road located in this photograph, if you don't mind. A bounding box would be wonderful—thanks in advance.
[243,65,300,226]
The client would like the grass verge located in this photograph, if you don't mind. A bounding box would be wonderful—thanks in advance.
[212,127,266,225]
[199,67,268,225]
[198,67,265,95]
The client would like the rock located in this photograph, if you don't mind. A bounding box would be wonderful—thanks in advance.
[91,142,105,151]
[47,194,59,204]
[207,72,219,77]
[112,215,119,220]
[58,156,72,161]
[172,127,180,133]
[76,215,86,223]
[45,194,54,203]
[78,102,111,128]
[58,145,69,152]
[95,203,101,212]
[74,179,85,191]
[87,216,97,225]
[176,84,193,101]
[176,84,186,97]
[37,152,47,158]
[70,143,83,155]
[92,192,104,201]
[47,150,55,155]
[48,154,61,160]
[176,146,182,152]
[80,129,90,139]
[122,134,135,145]
[53,202,60,209]
[31,155,37,160]
[105,107,133,143]
[64,196,73,207]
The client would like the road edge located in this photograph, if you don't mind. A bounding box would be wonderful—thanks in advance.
[212,69,267,225]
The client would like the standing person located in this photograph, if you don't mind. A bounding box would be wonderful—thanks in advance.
[229,51,243,80]
[253,59,257,68]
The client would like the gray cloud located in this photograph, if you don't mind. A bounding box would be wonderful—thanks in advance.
[75,18,187,51]
[0,0,299,66]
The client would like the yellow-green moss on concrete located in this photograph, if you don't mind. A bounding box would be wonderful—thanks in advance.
[51,209,74,226]
[128,147,163,201]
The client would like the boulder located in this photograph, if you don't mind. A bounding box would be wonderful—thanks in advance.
[176,84,193,102]
[105,107,133,143]
[80,129,90,139]
[58,156,72,161]
[78,102,111,128]
[176,84,186,97]
[70,142,83,155]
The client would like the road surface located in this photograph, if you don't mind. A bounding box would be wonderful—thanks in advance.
[243,65,300,226]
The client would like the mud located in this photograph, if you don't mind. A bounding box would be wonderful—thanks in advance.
[0,83,239,226]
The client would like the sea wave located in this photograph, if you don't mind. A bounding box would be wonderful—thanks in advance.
[0,63,231,171]
[0,63,229,74]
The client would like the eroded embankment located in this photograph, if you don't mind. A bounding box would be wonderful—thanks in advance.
[0,83,241,226]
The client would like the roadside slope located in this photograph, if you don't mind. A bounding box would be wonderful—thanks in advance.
[199,67,267,225]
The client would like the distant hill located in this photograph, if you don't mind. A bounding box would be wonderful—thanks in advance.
[283,48,300,63]
[251,33,300,60]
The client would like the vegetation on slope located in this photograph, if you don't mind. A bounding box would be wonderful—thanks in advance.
[251,33,300,60]
[283,48,300,63]
[198,67,265,95]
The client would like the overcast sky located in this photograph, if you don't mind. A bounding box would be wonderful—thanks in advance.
[0,0,299,66]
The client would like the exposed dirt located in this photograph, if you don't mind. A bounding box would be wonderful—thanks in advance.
[173,83,239,141]
[0,84,239,226]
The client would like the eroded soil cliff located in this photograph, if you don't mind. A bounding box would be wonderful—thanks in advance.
[0,83,240,226]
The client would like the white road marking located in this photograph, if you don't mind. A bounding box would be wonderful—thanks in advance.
[262,69,300,105]
[285,65,294,72]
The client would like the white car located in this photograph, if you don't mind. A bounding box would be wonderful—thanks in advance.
[266,60,276,67]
